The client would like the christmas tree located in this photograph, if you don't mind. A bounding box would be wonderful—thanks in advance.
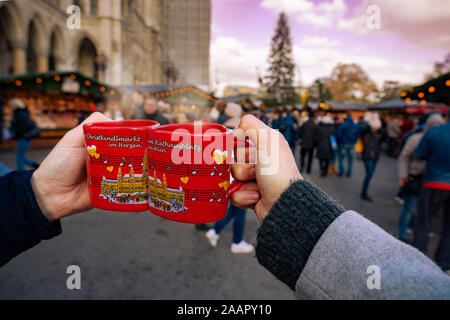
[264,12,297,104]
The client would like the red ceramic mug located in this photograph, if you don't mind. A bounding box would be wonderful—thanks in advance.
[83,120,159,212]
[146,123,244,223]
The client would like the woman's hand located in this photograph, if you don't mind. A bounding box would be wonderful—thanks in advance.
[231,115,303,223]
[31,112,112,222]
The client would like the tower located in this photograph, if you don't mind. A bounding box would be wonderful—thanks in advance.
[117,167,122,182]
[117,167,122,193]
[129,166,135,183]
[142,149,148,180]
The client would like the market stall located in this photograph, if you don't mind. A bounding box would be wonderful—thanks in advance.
[0,71,121,134]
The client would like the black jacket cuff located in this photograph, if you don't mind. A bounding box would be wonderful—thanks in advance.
[15,170,62,239]
[255,179,345,290]
[0,170,61,267]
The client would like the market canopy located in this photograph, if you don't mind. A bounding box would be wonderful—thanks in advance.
[119,84,216,107]
[0,71,121,101]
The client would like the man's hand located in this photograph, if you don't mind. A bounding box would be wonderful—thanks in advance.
[399,177,407,187]
[31,112,112,222]
[230,115,303,223]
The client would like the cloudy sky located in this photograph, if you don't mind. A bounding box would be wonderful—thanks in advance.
[210,0,450,94]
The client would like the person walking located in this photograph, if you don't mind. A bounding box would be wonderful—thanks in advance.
[337,113,359,177]
[397,114,445,242]
[387,117,401,157]
[360,114,382,202]
[315,115,335,177]
[298,111,317,174]
[9,98,40,171]
[413,109,450,272]
[275,108,295,154]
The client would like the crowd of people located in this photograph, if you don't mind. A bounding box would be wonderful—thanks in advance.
[249,106,450,272]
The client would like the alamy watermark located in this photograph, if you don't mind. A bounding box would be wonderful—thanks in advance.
[66,265,81,290]
[66,5,81,30]
[366,265,381,290]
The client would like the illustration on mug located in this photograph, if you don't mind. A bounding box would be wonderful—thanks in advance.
[97,149,149,204]
[148,170,187,213]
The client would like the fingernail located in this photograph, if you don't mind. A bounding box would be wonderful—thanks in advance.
[248,192,260,200]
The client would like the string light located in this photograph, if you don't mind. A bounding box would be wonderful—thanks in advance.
[446,80,450,87]
[85,80,91,86]
[405,97,412,103]
[100,86,106,92]
[54,75,61,81]
[428,86,435,93]
[400,92,406,97]
[420,99,427,105]
[15,80,22,86]
[36,78,42,84]
[70,74,76,80]
[418,92,425,98]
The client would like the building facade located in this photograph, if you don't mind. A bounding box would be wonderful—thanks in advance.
[0,0,164,86]
[162,0,211,87]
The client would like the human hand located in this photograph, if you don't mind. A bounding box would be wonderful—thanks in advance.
[230,115,303,223]
[31,112,112,222]
[399,177,407,187]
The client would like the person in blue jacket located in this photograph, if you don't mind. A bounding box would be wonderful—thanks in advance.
[337,113,359,177]
[413,109,450,271]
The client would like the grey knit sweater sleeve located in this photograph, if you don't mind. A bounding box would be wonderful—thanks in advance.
[255,179,450,299]
[255,179,345,290]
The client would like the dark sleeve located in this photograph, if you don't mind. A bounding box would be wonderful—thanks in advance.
[255,179,345,290]
[414,130,430,160]
[0,170,62,267]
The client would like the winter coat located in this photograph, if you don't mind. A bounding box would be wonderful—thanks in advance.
[415,122,450,186]
[298,120,317,149]
[337,117,359,145]
[11,107,37,140]
[315,123,335,160]
[362,131,381,161]
[277,115,294,143]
